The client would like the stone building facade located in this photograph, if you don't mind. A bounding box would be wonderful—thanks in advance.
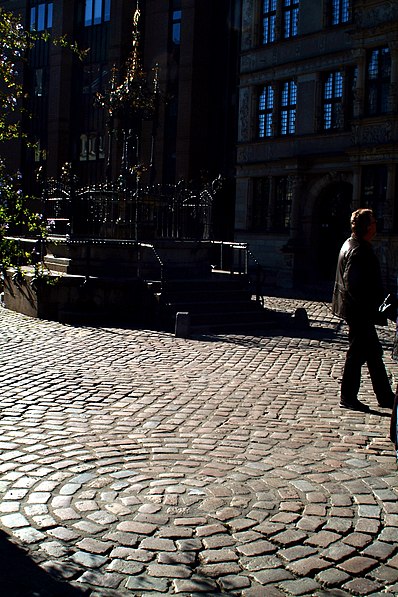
[235,0,398,290]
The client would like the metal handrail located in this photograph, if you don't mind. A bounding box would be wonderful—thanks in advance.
[138,242,165,286]
[210,240,248,274]
[210,241,265,304]
[45,236,165,288]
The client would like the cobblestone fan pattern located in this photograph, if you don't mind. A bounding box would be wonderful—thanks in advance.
[0,297,397,596]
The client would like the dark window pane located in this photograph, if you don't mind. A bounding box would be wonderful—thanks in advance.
[361,166,387,230]
[275,177,292,231]
[323,71,343,130]
[366,47,391,115]
[251,177,270,231]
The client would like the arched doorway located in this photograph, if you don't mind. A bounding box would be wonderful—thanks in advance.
[313,182,352,280]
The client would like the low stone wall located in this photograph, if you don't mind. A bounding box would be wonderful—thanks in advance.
[3,238,241,329]
[4,268,159,327]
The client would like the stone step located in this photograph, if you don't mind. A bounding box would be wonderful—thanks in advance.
[164,299,261,315]
[158,270,264,332]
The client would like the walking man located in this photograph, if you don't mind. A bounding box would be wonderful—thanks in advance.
[332,208,394,412]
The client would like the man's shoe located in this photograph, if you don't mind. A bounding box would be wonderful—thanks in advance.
[340,398,370,412]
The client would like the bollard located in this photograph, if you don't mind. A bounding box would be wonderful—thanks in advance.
[293,307,310,329]
[175,312,191,338]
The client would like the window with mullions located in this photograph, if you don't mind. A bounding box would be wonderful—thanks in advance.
[262,0,277,45]
[323,71,343,130]
[80,133,105,161]
[280,80,296,135]
[82,64,108,95]
[366,47,391,116]
[329,0,351,25]
[274,177,292,231]
[34,68,46,96]
[361,166,387,231]
[283,0,299,39]
[251,178,270,231]
[258,84,274,138]
[84,0,111,26]
[170,0,182,46]
[30,2,53,31]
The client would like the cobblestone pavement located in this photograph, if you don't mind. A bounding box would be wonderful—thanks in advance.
[0,296,397,597]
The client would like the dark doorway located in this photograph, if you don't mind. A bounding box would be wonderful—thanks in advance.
[313,182,352,280]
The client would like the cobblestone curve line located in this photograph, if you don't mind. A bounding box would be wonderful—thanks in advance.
[0,305,398,596]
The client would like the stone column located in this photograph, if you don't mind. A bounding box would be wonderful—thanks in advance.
[313,72,322,132]
[267,176,275,231]
[241,0,255,51]
[352,49,366,119]
[238,87,251,143]
[289,174,302,241]
[235,176,250,230]
[275,1,283,40]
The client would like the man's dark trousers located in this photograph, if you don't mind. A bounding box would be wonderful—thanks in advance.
[341,319,393,404]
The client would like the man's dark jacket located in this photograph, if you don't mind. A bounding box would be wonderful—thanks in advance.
[332,235,385,324]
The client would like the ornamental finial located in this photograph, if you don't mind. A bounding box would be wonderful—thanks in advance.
[133,1,140,29]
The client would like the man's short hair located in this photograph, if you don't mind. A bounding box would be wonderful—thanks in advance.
[351,208,374,239]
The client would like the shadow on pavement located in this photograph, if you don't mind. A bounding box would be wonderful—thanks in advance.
[360,408,392,418]
[262,282,334,302]
[0,530,85,597]
[195,320,338,346]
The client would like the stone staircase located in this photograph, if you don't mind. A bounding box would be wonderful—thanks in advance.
[157,270,282,334]
[5,237,293,334]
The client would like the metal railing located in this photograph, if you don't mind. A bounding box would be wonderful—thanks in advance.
[43,180,215,241]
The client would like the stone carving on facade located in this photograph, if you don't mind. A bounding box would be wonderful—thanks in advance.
[250,144,272,162]
[355,2,398,28]
[237,147,249,164]
[238,88,250,143]
[241,55,255,73]
[317,35,326,54]
[351,121,393,145]
[374,240,397,282]
[388,82,398,113]
[241,0,254,50]
[335,105,344,131]
[352,88,364,119]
